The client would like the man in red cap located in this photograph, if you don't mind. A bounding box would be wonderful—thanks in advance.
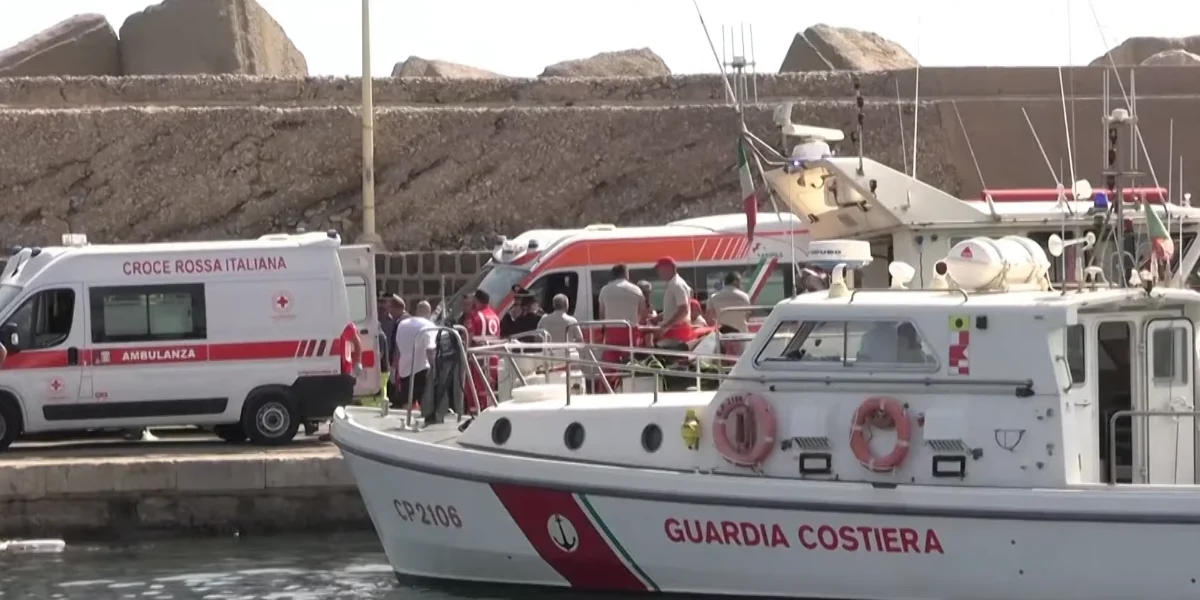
[655,257,694,345]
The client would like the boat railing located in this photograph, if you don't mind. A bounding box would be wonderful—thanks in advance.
[566,320,638,395]
[468,340,1033,406]
[378,325,475,429]
[1107,409,1200,485]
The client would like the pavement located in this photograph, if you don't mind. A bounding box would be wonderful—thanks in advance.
[1,426,338,464]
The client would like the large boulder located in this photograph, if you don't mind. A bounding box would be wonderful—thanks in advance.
[0,14,120,77]
[392,56,504,78]
[540,48,670,78]
[779,24,918,72]
[1090,36,1200,67]
[119,0,307,76]
[1140,49,1200,66]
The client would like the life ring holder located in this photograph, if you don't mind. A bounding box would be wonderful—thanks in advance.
[849,396,912,472]
[712,393,777,467]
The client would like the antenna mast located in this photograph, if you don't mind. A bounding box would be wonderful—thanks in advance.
[722,24,757,106]
[1101,76,1140,288]
[852,76,865,175]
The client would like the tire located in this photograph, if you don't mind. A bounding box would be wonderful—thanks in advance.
[0,397,19,450]
[241,391,300,446]
[214,424,248,443]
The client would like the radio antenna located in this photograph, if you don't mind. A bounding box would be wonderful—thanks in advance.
[853,76,865,175]
[894,79,909,176]
[1021,106,1062,193]
[910,15,922,178]
[691,0,737,110]
[748,24,759,104]
[1088,1,1164,196]
[952,100,995,220]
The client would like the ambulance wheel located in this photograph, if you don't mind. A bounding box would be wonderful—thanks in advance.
[241,391,299,446]
[0,396,19,450]
[213,424,247,444]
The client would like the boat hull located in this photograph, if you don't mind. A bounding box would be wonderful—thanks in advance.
[335,416,1200,600]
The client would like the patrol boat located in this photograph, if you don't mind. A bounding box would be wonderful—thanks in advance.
[332,103,1200,599]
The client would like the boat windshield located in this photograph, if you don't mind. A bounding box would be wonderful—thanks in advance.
[440,264,530,323]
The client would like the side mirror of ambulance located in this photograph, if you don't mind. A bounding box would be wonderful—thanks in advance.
[0,324,19,354]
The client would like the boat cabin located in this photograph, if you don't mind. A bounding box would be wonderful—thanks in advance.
[457,233,1200,492]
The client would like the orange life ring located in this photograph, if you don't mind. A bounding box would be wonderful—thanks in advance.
[713,393,777,467]
[849,396,912,472]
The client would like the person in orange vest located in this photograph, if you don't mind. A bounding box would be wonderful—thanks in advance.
[464,289,500,414]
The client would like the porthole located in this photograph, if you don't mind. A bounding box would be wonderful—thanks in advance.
[491,417,512,445]
[564,422,585,450]
[641,424,663,453]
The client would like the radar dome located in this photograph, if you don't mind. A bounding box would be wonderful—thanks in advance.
[943,236,1050,291]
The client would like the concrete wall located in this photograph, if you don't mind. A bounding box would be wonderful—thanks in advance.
[2,67,1199,251]
[0,453,367,539]
[375,250,490,300]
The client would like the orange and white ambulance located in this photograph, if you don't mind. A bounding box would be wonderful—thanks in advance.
[0,231,380,449]
[442,213,812,323]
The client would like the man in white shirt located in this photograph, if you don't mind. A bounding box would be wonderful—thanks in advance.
[391,301,437,410]
[537,292,578,357]
[598,265,645,359]
[655,257,693,345]
[537,294,578,346]
[707,271,752,333]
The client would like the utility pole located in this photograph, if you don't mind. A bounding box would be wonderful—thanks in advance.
[358,0,382,247]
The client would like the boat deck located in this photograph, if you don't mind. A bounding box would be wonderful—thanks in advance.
[343,406,465,446]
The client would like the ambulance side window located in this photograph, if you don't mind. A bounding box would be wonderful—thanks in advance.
[6,288,76,350]
[89,284,207,343]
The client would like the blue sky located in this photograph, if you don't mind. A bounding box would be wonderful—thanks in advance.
[1,1,1193,76]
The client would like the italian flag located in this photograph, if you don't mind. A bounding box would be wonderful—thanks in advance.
[738,140,757,242]
[745,255,779,301]
[1145,200,1175,261]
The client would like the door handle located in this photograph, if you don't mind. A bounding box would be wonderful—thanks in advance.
[359,328,369,335]
[66,347,79,366]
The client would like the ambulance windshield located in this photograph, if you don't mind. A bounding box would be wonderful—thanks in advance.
[442,264,529,323]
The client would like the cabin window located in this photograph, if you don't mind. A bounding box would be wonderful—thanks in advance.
[758,319,937,370]
[1065,324,1086,385]
[1151,327,1185,381]
[89,283,207,343]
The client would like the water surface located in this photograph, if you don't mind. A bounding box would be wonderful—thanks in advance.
[0,533,572,600]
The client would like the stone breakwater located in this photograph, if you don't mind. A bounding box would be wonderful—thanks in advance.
[3,68,1200,250]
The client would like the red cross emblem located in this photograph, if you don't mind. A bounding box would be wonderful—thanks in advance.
[49,378,64,392]
[272,292,293,313]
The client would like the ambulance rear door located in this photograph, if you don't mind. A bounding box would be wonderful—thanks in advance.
[338,245,381,397]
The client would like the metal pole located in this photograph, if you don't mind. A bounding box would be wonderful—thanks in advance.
[358,0,382,246]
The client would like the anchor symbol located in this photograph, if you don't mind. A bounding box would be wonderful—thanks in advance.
[546,514,579,553]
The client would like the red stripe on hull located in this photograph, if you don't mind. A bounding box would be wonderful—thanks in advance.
[490,483,646,592]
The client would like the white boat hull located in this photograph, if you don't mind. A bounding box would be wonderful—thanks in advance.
[334,409,1200,600]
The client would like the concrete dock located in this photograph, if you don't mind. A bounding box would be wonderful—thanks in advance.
[0,436,368,540]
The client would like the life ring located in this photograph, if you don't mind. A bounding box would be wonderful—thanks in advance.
[713,393,777,467]
[849,396,912,472]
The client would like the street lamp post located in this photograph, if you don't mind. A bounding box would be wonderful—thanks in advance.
[357,0,382,246]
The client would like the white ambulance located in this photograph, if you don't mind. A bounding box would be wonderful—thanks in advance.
[0,231,381,449]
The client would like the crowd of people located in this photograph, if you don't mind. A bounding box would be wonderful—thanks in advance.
[374,256,770,426]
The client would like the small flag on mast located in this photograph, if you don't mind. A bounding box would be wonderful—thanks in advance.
[738,140,757,242]
[1144,199,1175,261]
